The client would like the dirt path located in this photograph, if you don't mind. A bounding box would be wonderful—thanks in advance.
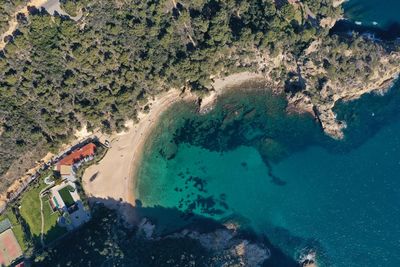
[39,181,53,247]
[0,0,82,50]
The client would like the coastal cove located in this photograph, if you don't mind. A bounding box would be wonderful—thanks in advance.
[136,80,400,266]
[0,0,400,265]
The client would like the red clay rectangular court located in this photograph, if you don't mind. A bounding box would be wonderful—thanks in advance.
[0,229,23,266]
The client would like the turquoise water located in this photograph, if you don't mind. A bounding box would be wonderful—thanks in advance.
[135,3,400,265]
[344,0,400,27]
[136,82,400,266]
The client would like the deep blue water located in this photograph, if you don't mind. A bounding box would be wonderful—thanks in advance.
[344,0,400,27]
[135,3,400,266]
[136,81,400,266]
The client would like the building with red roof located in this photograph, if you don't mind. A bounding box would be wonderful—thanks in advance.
[57,143,96,171]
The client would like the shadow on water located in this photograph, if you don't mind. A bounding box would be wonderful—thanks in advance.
[31,197,303,267]
[132,81,400,266]
[330,19,400,40]
[31,81,400,265]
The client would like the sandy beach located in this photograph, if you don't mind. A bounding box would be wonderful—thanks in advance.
[0,71,264,221]
[82,89,196,224]
[82,72,265,224]
[200,72,265,113]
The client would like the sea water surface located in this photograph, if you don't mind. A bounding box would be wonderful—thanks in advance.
[136,80,400,266]
[344,0,400,27]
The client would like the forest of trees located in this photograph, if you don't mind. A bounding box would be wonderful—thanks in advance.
[0,0,339,191]
[0,0,398,193]
[0,0,25,33]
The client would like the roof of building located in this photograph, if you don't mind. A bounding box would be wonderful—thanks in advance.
[59,165,72,176]
[0,219,12,234]
[57,143,96,168]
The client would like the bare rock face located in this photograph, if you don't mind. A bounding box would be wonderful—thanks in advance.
[140,216,270,266]
[232,240,271,267]
[256,33,400,139]
[189,229,270,267]
[292,41,400,139]
[169,228,270,267]
[138,218,156,239]
[248,1,400,139]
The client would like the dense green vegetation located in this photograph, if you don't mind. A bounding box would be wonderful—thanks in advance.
[0,0,340,192]
[0,0,25,33]
[0,0,398,195]
[0,1,397,264]
[32,207,210,266]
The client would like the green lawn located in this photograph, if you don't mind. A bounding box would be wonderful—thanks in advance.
[18,170,70,246]
[19,170,58,241]
[58,187,75,207]
[19,181,47,238]
[42,197,59,233]
[0,209,27,251]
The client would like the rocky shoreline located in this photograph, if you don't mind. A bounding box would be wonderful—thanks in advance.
[200,1,400,140]
[138,218,271,267]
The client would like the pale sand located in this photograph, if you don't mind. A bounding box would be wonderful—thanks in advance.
[81,73,266,224]
[200,72,265,113]
[0,72,263,220]
[0,0,50,50]
[82,89,196,224]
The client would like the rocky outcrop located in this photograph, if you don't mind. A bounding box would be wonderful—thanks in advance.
[138,218,156,239]
[291,42,400,139]
[140,217,270,267]
[173,228,271,267]
[209,40,399,139]
[246,7,400,139]
[298,248,318,267]
[253,1,400,139]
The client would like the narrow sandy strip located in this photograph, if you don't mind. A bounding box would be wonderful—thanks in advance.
[0,0,51,50]
[82,89,196,224]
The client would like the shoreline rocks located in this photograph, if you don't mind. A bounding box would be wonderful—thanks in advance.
[140,217,271,267]
[173,228,271,267]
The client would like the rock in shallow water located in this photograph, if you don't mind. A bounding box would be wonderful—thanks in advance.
[169,227,271,267]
